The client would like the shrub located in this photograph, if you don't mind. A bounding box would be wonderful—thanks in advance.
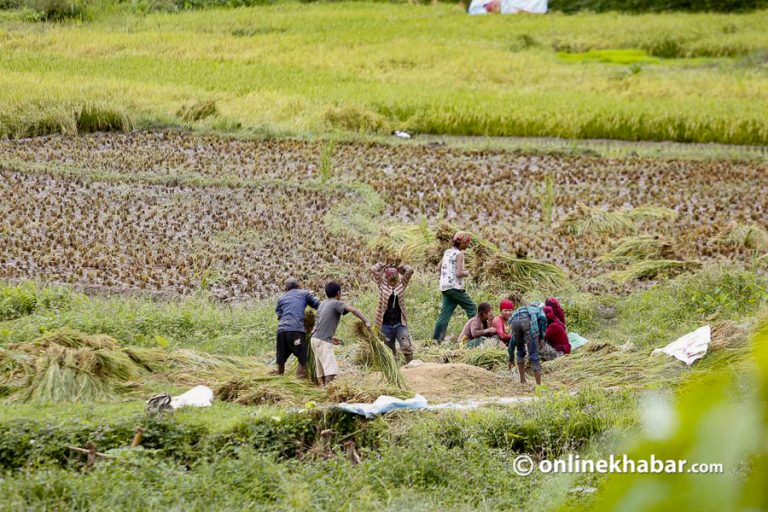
[0,282,73,322]
[76,104,132,133]
[549,0,768,13]
[21,0,94,21]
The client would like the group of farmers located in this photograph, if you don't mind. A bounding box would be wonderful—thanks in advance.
[274,231,570,387]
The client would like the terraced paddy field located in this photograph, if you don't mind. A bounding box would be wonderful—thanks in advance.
[1,132,766,299]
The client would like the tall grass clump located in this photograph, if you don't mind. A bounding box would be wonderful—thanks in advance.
[76,103,132,133]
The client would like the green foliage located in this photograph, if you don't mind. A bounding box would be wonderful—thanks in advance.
[557,49,660,65]
[0,283,273,356]
[549,0,768,13]
[0,282,73,322]
[576,325,768,512]
[20,0,94,21]
[607,267,768,347]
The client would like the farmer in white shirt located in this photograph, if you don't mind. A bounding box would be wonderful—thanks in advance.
[431,231,478,344]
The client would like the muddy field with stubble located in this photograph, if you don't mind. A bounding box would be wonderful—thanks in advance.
[1,132,766,300]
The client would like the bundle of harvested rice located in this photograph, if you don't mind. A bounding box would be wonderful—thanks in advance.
[3,330,142,403]
[326,378,413,403]
[543,347,681,389]
[459,349,508,371]
[723,224,768,251]
[486,253,568,291]
[610,259,701,284]
[558,204,636,236]
[304,310,321,385]
[353,322,408,390]
[214,375,324,406]
[623,206,678,222]
[372,221,436,264]
[599,236,674,263]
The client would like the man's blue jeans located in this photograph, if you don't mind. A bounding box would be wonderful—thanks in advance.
[380,323,414,361]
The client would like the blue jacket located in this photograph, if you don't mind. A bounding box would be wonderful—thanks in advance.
[276,289,321,333]
[509,305,548,342]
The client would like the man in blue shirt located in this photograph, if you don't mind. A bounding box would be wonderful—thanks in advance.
[275,277,321,378]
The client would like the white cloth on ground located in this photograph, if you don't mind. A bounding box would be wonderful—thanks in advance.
[170,385,213,409]
[651,325,711,365]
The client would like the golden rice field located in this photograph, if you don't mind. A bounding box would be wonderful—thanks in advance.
[1,132,765,298]
[1,3,768,143]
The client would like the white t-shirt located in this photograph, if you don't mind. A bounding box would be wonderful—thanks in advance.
[439,248,465,291]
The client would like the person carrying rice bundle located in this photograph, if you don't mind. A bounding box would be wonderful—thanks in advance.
[432,231,477,344]
[458,302,500,348]
[371,262,416,363]
[311,281,371,386]
[274,277,320,378]
[507,303,548,386]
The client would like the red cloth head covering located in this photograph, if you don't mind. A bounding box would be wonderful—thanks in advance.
[545,297,561,310]
[384,268,399,279]
[545,297,566,327]
[500,299,515,311]
[452,231,472,245]
[544,305,557,323]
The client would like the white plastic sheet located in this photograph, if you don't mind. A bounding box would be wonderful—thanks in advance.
[468,0,547,15]
[651,325,711,365]
[335,394,534,417]
[170,385,214,409]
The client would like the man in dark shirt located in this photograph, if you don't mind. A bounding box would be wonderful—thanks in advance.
[275,277,320,377]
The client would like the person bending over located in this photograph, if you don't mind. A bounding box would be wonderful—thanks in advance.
[507,303,547,386]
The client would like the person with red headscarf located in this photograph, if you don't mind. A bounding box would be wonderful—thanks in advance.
[545,297,566,329]
[544,305,570,356]
[492,298,515,346]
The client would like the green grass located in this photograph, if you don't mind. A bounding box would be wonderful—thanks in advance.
[1,4,768,143]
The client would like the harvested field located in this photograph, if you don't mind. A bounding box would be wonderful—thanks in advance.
[1,132,766,298]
